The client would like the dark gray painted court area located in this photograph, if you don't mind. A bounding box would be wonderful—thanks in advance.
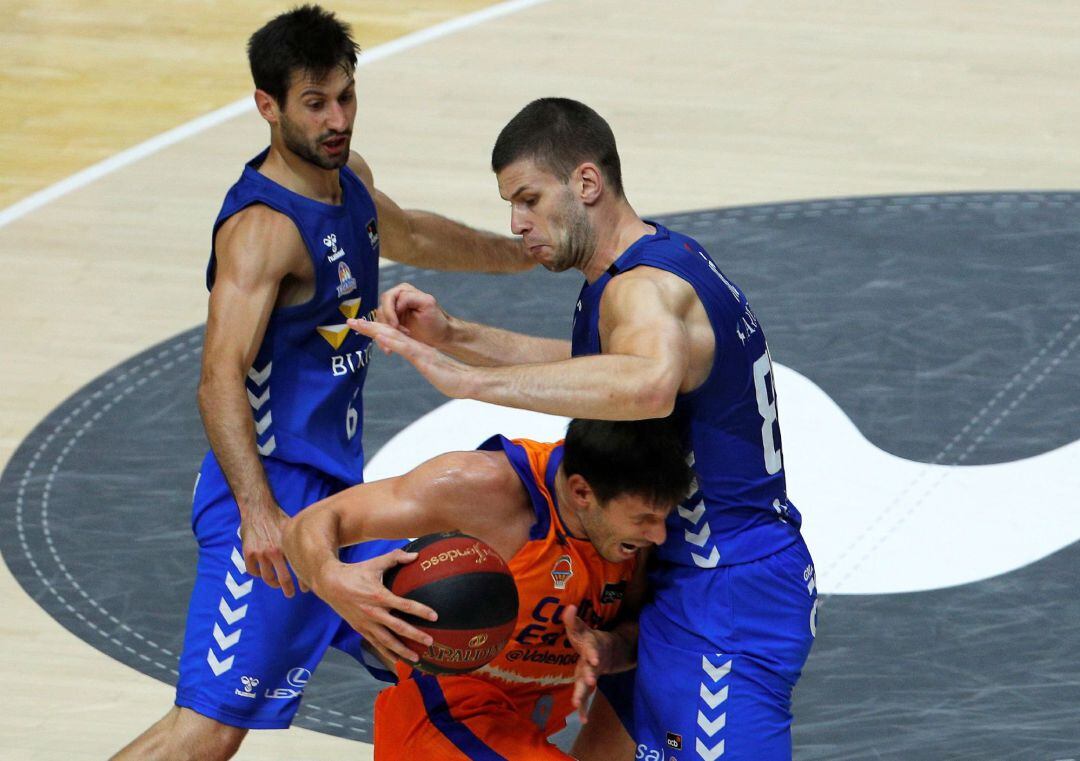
[2,192,1078,758]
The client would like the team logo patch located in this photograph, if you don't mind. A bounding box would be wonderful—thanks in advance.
[323,232,346,262]
[665,731,683,750]
[366,218,379,248]
[600,581,626,604]
[336,261,357,297]
[551,555,573,589]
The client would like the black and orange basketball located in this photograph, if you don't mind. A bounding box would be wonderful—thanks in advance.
[384,531,519,675]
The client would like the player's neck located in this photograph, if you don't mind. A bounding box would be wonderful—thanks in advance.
[582,201,655,283]
[260,143,343,205]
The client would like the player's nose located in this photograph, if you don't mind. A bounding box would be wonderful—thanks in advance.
[510,208,531,236]
[644,522,667,547]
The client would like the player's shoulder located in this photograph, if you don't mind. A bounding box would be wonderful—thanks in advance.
[346,151,374,191]
[214,203,304,270]
[429,448,522,494]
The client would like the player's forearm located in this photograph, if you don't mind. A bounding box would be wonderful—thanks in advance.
[282,503,347,595]
[397,210,532,273]
[441,316,571,366]
[601,621,639,673]
[197,372,275,516]
[465,354,678,419]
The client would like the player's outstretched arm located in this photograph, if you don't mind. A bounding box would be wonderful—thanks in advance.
[352,270,690,419]
[199,206,308,598]
[282,448,531,663]
[348,152,532,273]
[360,281,571,366]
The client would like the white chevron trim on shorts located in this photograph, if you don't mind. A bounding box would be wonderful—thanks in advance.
[692,546,720,568]
[247,362,272,386]
[225,571,253,599]
[246,387,270,411]
[685,521,712,547]
[213,622,241,651]
[697,654,730,758]
[702,656,732,682]
[207,542,252,677]
[696,738,725,761]
[218,598,248,625]
[699,683,729,710]
[206,648,234,677]
[257,435,277,456]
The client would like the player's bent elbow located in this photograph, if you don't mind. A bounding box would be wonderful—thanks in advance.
[634,380,678,419]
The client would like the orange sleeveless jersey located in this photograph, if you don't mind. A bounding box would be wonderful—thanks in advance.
[373,436,637,759]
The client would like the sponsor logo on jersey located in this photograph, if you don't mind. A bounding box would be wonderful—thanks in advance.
[336,261,357,297]
[234,674,260,699]
[366,218,379,248]
[665,731,683,750]
[323,233,346,262]
[317,305,377,351]
[265,667,311,700]
[550,555,573,589]
[600,580,626,604]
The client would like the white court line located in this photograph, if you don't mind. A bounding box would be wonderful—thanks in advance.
[0,0,552,230]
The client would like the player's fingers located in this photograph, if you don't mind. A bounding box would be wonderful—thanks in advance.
[377,287,405,328]
[379,587,438,622]
[376,607,435,646]
[367,622,421,663]
[272,555,295,598]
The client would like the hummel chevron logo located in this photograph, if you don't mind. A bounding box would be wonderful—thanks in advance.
[206,648,234,677]
[230,547,247,575]
[213,623,241,651]
[702,656,731,682]
[225,571,253,599]
[218,598,248,625]
[257,435,277,456]
[696,737,725,761]
[247,388,270,410]
[692,546,720,568]
[700,683,729,710]
[685,522,712,547]
[678,500,706,524]
[697,709,727,737]
[247,362,272,386]
[255,411,272,435]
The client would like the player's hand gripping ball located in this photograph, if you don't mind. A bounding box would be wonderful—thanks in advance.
[384,532,519,674]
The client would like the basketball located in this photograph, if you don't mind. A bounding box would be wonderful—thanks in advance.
[384,531,519,674]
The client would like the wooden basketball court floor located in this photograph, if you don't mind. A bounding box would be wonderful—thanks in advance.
[2,1,1079,758]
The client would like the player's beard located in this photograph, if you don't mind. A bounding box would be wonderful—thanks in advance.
[545,190,597,273]
[279,113,350,171]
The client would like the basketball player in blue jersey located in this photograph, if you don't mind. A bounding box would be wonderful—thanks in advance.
[111,7,530,761]
[353,98,818,761]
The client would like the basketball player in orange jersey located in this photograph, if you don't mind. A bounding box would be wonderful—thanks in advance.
[282,417,693,760]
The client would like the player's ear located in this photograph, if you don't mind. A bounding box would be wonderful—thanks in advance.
[254,89,280,125]
[565,473,597,509]
[576,163,604,205]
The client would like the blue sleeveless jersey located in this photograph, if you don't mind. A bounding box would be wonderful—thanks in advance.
[207,149,380,485]
[571,222,801,566]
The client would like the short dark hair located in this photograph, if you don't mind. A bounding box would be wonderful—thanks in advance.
[492,98,624,197]
[247,5,359,105]
[562,417,692,508]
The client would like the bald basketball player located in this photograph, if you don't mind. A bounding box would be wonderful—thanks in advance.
[111,6,529,760]
[282,417,693,760]
[352,98,818,761]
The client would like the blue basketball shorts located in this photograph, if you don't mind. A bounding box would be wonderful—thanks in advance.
[174,452,405,729]
[600,535,818,761]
